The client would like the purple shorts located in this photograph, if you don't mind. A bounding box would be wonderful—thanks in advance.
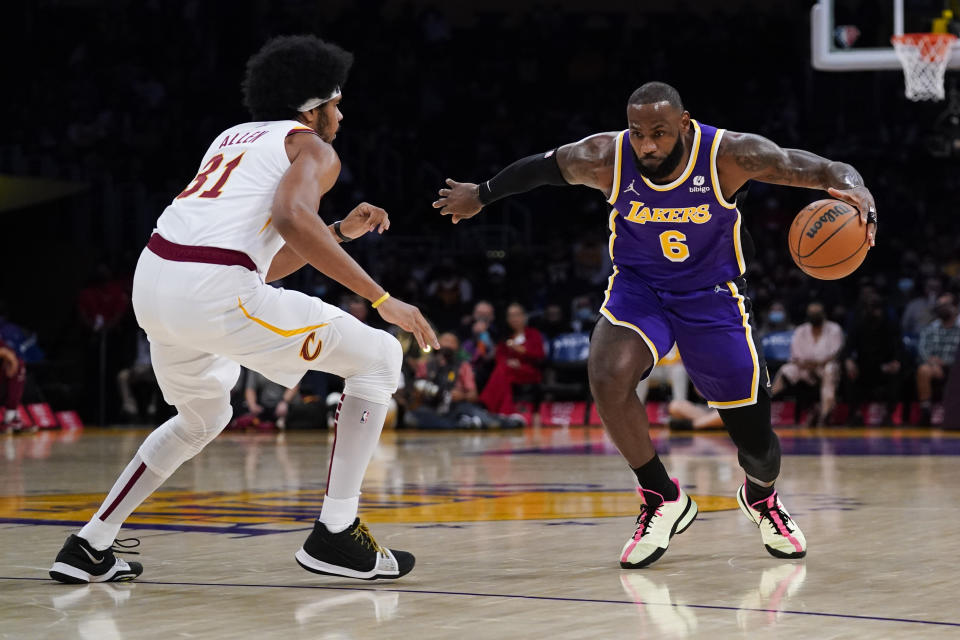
[599,267,768,408]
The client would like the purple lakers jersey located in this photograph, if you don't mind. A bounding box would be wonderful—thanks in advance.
[606,121,745,291]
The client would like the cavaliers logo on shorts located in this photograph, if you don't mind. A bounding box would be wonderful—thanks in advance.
[300,331,323,361]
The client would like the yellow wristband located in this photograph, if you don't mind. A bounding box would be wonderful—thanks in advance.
[371,292,391,309]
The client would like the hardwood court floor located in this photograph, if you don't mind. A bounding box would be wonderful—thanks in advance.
[2,425,959,639]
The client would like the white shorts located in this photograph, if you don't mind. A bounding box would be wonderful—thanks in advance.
[132,248,396,406]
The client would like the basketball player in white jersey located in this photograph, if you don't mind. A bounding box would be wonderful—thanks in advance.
[49,35,439,584]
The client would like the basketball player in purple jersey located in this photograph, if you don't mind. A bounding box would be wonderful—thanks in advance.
[434,82,877,568]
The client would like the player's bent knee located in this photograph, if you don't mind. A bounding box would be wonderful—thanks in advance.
[591,339,652,387]
[384,333,403,377]
[589,372,635,405]
[589,353,646,402]
[138,398,233,476]
[342,331,402,406]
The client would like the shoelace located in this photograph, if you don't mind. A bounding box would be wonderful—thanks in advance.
[351,523,385,554]
[756,501,794,535]
[633,503,662,539]
[110,537,141,556]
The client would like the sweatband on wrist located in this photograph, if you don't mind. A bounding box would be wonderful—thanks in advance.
[333,220,353,243]
[371,292,391,309]
[477,149,569,205]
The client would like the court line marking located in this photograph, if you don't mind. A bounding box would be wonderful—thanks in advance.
[0,518,313,537]
[2,576,958,628]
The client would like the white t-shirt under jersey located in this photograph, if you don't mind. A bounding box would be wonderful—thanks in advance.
[155,120,318,274]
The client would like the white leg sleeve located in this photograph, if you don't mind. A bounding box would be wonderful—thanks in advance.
[137,395,233,477]
[78,395,234,548]
[319,394,389,531]
[319,316,403,405]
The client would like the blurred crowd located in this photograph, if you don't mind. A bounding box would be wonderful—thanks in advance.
[3,1,960,427]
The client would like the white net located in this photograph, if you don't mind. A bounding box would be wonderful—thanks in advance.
[891,33,958,101]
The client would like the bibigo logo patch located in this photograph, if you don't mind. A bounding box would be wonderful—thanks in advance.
[690,175,710,193]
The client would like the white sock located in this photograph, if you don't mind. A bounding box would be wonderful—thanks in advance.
[319,496,360,533]
[78,454,168,550]
[318,394,387,531]
[4,409,16,423]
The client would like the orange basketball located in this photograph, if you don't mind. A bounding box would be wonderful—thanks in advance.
[788,199,869,280]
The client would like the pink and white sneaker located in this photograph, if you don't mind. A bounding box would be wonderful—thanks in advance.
[736,484,807,559]
[620,479,698,569]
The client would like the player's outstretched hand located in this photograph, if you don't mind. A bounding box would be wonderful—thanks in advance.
[433,179,483,224]
[376,296,440,351]
[340,202,391,238]
[827,186,877,247]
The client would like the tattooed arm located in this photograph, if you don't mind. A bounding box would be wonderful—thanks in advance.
[434,132,618,224]
[554,132,619,192]
[717,131,877,246]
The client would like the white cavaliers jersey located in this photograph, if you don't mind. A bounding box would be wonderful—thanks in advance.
[155,120,319,273]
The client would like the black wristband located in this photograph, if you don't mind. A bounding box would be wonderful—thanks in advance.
[333,220,353,243]
[477,181,492,205]
[480,149,568,206]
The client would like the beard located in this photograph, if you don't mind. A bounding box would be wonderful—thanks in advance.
[317,111,339,143]
[632,135,685,181]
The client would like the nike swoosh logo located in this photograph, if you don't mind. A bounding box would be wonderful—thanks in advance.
[79,545,105,564]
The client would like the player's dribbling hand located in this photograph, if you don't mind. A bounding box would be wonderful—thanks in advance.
[376,297,441,351]
[341,202,391,238]
[827,186,877,247]
[433,179,483,224]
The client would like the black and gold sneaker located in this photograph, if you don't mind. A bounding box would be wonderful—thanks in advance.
[49,535,143,584]
[295,518,414,580]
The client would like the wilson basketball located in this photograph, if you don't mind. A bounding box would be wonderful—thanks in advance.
[788,199,869,280]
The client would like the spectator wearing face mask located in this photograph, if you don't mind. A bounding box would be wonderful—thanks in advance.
[902,277,943,338]
[761,301,793,335]
[760,301,794,377]
[892,275,916,310]
[771,302,845,426]
[843,292,904,425]
[570,295,598,332]
[916,293,960,425]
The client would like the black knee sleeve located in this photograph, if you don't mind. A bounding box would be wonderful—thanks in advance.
[718,391,781,482]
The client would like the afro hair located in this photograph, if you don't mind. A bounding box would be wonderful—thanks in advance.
[242,35,353,121]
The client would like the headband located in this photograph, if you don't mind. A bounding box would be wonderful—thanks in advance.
[297,87,341,112]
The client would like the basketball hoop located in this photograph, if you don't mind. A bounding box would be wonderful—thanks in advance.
[891,33,958,101]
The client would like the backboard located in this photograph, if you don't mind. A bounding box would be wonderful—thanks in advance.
[811,0,960,71]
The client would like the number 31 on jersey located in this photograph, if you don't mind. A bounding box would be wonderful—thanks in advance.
[177,153,245,200]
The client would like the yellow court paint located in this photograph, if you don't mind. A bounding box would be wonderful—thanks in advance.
[0,488,736,528]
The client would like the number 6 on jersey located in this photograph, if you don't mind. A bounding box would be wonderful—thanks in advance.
[659,230,690,262]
